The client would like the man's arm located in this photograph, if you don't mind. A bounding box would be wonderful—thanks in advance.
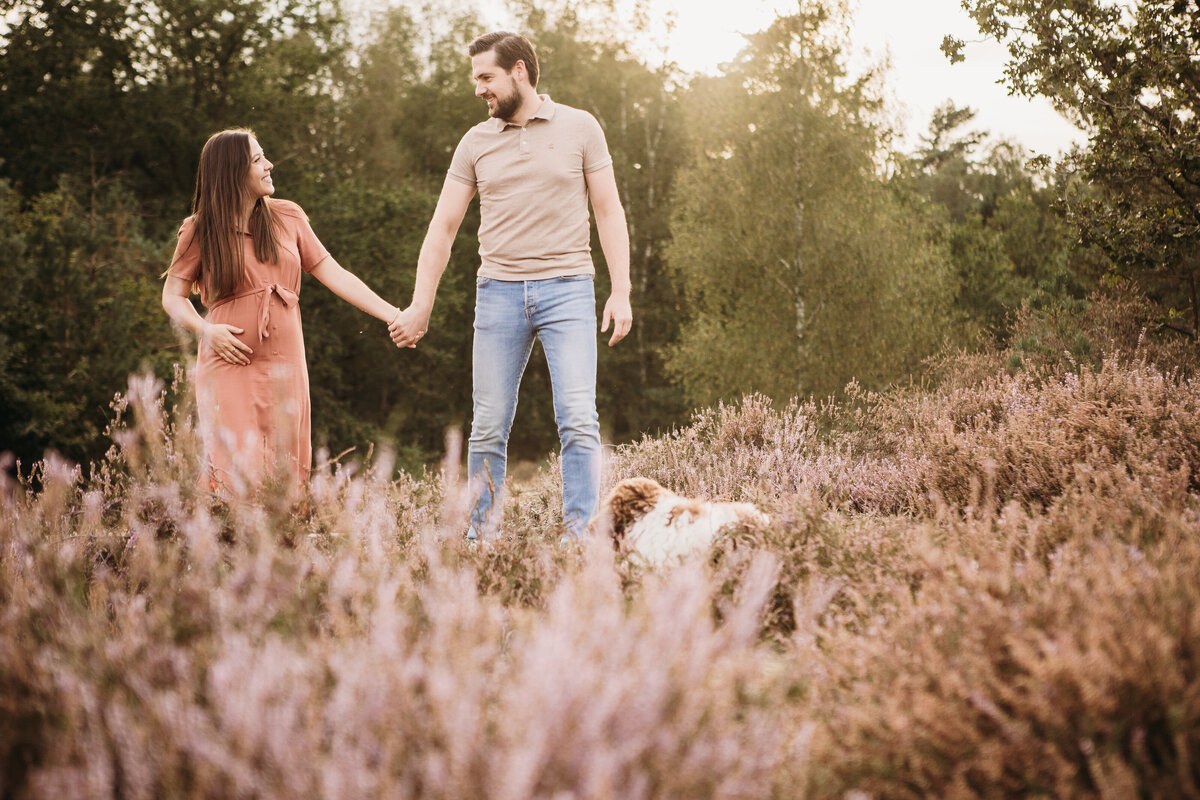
[585,164,633,346]
[389,177,476,349]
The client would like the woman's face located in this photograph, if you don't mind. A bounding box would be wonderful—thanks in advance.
[244,136,275,200]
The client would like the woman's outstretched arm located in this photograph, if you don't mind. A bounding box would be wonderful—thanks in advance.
[309,255,400,325]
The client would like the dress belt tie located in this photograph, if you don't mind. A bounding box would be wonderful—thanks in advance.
[209,283,299,341]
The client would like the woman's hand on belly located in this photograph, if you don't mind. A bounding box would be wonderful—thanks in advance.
[203,322,254,366]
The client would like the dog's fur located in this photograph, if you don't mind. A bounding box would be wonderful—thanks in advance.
[592,477,769,567]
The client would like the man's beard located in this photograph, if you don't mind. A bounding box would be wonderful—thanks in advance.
[488,86,521,120]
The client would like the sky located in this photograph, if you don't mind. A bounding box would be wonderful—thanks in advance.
[478,0,1090,157]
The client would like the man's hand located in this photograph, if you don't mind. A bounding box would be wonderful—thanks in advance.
[389,304,431,349]
[600,293,633,346]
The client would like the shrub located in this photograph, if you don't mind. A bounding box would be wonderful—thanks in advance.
[1,288,1197,798]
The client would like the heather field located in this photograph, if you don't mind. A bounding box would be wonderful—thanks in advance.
[3,292,1199,799]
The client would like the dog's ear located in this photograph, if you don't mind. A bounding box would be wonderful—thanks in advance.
[603,477,664,539]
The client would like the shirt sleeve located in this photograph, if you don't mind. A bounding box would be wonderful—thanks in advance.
[446,131,477,186]
[167,217,201,283]
[293,206,330,273]
[581,113,613,174]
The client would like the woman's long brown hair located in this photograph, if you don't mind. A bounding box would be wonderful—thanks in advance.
[178,129,280,302]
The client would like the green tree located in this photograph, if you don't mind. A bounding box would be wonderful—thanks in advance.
[947,0,1200,339]
[900,103,1099,334]
[0,1,140,196]
[334,4,483,187]
[0,178,175,467]
[667,2,958,405]
[0,0,346,205]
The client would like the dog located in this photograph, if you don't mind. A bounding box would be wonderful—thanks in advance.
[592,477,769,567]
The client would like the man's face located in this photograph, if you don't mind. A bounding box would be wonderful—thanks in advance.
[471,50,521,120]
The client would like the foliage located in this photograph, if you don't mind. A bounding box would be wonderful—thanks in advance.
[0,177,177,468]
[666,2,959,405]
[0,0,1129,476]
[0,0,346,204]
[947,0,1200,339]
[295,177,477,469]
[612,289,1200,517]
[0,0,148,196]
[899,102,1103,334]
[1,290,1198,797]
[333,3,483,186]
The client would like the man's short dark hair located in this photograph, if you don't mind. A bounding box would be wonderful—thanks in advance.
[468,31,539,88]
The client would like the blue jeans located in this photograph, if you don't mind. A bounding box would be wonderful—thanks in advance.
[468,275,601,540]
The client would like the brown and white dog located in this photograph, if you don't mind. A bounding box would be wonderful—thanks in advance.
[593,477,769,567]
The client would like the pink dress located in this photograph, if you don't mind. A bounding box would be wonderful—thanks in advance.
[168,200,329,491]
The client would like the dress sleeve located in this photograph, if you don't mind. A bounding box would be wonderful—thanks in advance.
[167,217,201,282]
[294,207,331,274]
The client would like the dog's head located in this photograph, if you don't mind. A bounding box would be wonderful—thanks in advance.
[591,477,669,547]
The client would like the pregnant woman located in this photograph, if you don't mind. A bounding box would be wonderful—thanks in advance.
[162,128,401,495]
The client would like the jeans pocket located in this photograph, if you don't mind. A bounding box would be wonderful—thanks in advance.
[476,276,493,288]
[556,274,593,283]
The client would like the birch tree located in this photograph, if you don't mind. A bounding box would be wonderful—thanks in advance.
[666,1,957,405]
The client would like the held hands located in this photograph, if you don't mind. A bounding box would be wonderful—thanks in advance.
[386,293,629,348]
[203,322,253,365]
[389,304,430,349]
[601,292,633,346]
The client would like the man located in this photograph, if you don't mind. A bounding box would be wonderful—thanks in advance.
[389,31,633,540]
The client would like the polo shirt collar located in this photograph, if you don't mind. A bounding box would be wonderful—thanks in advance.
[491,94,556,131]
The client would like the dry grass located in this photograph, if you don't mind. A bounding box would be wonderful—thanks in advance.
[2,289,1198,798]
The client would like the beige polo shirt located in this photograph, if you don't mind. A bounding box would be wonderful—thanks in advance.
[447,95,613,280]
